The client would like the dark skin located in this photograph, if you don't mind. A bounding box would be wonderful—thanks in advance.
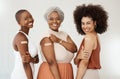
[38,11,77,79]
[50,34,77,53]
[13,11,39,79]
[40,37,61,79]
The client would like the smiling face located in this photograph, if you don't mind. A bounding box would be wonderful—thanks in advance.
[18,11,34,29]
[47,11,62,31]
[81,16,96,34]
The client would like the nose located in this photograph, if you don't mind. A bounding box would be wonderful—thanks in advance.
[53,19,57,22]
[29,18,33,22]
[84,25,87,28]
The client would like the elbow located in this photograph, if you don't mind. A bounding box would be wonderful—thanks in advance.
[70,45,77,53]
[23,62,29,69]
[74,57,80,65]
[73,45,77,53]
[47,59,56,66]
[81,60,89,67]
[74,46,77,53]
[74,59,77,65]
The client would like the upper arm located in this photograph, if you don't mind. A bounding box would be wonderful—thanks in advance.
[15,33,28,56]
[40,37,56,63]
[84,35,95,59]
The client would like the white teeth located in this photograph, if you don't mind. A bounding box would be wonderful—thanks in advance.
[52,24,57,26]
[28,23,33,26]
[86,29,89,31]
[85,28,89,32]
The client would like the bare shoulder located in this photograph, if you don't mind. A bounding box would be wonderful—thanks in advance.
[85,34,94,40]
[14,32,28,45]
[40,37,52,45]
[84,34,96,43]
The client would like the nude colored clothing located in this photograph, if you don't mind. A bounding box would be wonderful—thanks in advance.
[37,62,74,79]
[40,29,74,63]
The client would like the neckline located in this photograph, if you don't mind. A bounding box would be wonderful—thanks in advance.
[49,29,60,34]
[19,31,28,36]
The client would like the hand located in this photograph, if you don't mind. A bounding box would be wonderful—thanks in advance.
[22,51,32,63]
[33,55,39,63]
[49,34,60,43]
[77,46,89,60]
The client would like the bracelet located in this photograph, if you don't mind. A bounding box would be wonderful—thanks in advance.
[59,40,63,44]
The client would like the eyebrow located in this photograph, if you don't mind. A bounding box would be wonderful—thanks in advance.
[82,20,93,22]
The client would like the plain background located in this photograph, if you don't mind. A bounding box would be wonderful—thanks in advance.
[0,0,120,79]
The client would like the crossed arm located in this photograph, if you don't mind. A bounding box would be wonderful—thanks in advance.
[74,35,95,79]
[14,33,39,79]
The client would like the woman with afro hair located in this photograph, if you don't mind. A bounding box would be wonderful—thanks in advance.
[73,4,108,79]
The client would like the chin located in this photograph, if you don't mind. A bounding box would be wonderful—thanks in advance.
[52,29,58,31]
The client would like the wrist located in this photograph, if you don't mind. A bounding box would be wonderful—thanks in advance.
[59,39,63,44]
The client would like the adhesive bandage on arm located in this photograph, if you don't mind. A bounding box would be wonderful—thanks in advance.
[21,41,28,44]
[44,43,52,46]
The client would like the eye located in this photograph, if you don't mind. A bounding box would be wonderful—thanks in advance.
[56,18,61,21]
[86,21,92,25]
[87,22,90,24]
[48,17,54,21]
[24,16,29,20]
[24,17,27,20]
[81,22,85,25]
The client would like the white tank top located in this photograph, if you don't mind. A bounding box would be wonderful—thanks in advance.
[40,29,74,63]
[11,31,38,79]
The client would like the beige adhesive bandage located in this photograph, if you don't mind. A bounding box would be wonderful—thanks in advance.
[44,43,52,46]
[21,41,28,44]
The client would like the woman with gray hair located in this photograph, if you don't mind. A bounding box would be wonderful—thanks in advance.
[37,6,77,79]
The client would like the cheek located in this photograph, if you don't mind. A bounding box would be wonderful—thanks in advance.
[81,25,85,29]
[58,21,61,25]
[24,20,28,24]
[57,20,61,23]
[48,21,51,25]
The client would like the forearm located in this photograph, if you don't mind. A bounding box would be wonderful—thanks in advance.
[76,60,88,79]
[23,63,33,79]
[59,39,77,53]
[48,62,61,79]
[74,57,80,65]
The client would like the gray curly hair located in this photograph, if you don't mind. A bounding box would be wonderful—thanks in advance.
[44,6,64,22]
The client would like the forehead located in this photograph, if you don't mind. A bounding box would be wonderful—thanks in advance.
[20,11,31,17]
[49,11,59,17]
[81,16,93,22]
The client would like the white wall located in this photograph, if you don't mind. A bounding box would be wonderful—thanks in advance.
[0,0,120,79]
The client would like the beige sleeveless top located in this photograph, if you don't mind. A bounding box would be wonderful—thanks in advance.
[40,29,74,63]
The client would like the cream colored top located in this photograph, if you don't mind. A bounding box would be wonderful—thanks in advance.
[40,29,74,63]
